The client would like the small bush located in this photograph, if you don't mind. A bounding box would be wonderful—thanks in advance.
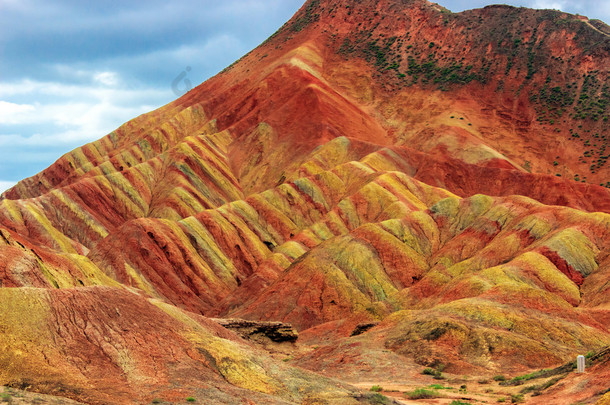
[511,394,524,403]
[497,398,506,403]
[406,388,438,400]
[493,375,506,382]
[186,398,196,403]
[151,399,162,404]
[423,367,445,379]
[450,401,472,405]
[370,385,383,392]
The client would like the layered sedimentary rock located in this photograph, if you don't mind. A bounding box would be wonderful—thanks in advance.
[0,0,609,403]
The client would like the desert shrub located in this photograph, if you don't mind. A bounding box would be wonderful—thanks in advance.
[406,388,438,399]
[511,394,524,403]
[422,367,445,379]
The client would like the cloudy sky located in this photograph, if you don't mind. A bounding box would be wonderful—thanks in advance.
[1,0,608,194]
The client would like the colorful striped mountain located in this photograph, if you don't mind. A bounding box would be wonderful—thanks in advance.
[1,0,609,404]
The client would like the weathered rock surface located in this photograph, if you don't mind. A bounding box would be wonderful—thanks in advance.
[0,0,609,403]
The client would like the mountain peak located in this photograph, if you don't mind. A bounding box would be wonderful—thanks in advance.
[0,1,609,404]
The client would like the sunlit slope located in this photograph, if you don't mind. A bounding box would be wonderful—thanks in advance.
[0,0,609,403]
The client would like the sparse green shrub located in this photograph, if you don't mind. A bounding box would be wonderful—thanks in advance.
[406,388,438,400]
[494,375,506,382]
[511,394,524,403]
[186,398,196,403]
[519,377,562,396]
[428,384,452,390]
[505,369,552,385]
[422,364,445,379]
[370,385,383,392]
[450,401,472,405]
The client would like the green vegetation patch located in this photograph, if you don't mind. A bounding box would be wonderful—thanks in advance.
[406,388,440,399]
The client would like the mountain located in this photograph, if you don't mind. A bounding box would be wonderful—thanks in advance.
[0,0,609,404]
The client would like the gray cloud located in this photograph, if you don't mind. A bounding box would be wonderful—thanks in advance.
[0,0,303,191]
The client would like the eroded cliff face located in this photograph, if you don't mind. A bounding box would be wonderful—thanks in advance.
[0,0,608,403]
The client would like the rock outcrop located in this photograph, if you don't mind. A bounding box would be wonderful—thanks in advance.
[211,318,299,342]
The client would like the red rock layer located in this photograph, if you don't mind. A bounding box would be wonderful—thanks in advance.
[0,0,609,403]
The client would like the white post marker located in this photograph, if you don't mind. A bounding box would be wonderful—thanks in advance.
[577,355,586,373]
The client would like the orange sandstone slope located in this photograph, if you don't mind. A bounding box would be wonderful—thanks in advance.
[0,0,610,404]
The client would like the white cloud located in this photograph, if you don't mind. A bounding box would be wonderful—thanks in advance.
[0,181,16,194]
[0,75,170,181]
[531,0,567,10]
[0,76,172,147]
[93,71,119,86]
[0,101,36,124]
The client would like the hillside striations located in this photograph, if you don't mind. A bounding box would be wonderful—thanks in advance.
[0,0,609,404]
